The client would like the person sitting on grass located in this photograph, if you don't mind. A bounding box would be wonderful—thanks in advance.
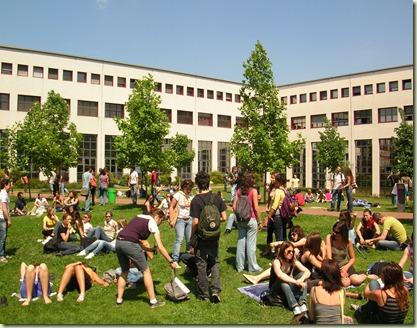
[28,193,49,217]
[42,207,59,238]
[355,209,380,248]
[82,212,93,236]
[338,210,357,243]
[87,211,118,242]
[19,262,52,306]
[316,189,325,203]
[304,189,315,203]
[52,191,64,212]
[56,261,109,303]
[293,189,305,207]
[398,233,413,289]
[352,262,409,324]
[365,213,408,251]
[56,213,83,255]
[63,190,79,213]
[268,241,310,320]
[14,192,27,216]
[324,189,332,203]
[269,225,306,258]
[300,232,327,290]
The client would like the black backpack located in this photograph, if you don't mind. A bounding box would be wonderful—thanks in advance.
[197,193,221,240]
[235,189,252,222]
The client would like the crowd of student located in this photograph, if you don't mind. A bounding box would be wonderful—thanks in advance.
[0,168,413,324]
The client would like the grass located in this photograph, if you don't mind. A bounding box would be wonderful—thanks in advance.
[0,190,414,324]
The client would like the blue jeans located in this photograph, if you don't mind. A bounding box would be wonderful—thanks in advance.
[271,271,307,309]
[99,187,108,205]
[172,217,192,262]
[88,227,113,242]
[84,190,92,211]
[346,186,353,212]
[0,220,6,257]
[130,185,138,205]
[376,239,401,250]
[267,214,287,243]
[236,219,261,272]
[85,239,115,255]
[225,213,236,230]
[330,189,342,211]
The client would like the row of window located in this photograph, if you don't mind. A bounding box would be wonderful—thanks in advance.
[290,105,413,129]
[282,79,412,105]
[0,62,242,103]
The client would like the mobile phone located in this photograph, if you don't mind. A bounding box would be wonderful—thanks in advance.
[377,278,384,288]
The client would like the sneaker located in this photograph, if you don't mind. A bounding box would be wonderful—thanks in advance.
[150,300,165,308]
[211,293,221,303]
[42,236,52,245]
[76,294,85,302]
[56,293,64,302]
[0,257,8,263]
[77,250,87,257]
[224,228,231,234]
[299,303,307,313]
[85,253,95,260]
[350,304,360,311]
[293,306,302,315]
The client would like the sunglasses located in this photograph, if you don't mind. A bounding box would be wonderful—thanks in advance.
[106,215,112,218]
[285,249,294,254]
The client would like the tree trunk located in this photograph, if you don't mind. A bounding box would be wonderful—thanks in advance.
[263,170,267,204]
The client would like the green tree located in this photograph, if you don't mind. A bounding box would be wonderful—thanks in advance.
[1,91,81,197]
[230,41,304,199]
[164,133,195,181]
[316,120,347,172]
[392,108,413,178]
[114,74,169,186]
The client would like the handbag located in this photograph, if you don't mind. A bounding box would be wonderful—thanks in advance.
[164,269,190,302]
[339,289,353,324]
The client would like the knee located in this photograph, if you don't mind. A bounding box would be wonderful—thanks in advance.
[39,263,48,271]
[280,283,291,292]
[27,265,35,273]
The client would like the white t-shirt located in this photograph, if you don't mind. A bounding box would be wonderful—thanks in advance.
[0,189,9,219]
[174,191,193,219]
[332,172,345,190]
[130,170,138,185]
[137,214,159,234]
[83,222,93,235]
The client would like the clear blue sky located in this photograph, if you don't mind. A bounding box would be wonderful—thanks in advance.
[0,0,412,85]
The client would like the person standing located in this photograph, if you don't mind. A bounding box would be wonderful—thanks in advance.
[49,171,56,197]
[115,209,178,307]
[89,170,97,206]
[81,167,92,212]
[128,167,139,205]
[387,171,400,207]
[342,167,355,212]
[267,174,287,244]
[190,171,227,302]
[0,178,11,263]
[229,166,239,206]
[330,166,345,212]
[290,175,300,193]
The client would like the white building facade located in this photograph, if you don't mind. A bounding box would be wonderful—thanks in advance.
[0,46,413,196]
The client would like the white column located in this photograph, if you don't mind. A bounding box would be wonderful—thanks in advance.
[372,138,380,196]
[305,143,313,188]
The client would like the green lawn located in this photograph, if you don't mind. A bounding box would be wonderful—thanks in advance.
[0,194,414,324]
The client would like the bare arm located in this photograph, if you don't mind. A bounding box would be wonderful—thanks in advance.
[367,229,388,244]
[153,233,178,269]
[272,259,298,284]
[398,247,409,269]
[252,189,260,222]
[340,241,356,272]
[2,202,11,226]
[355,222,364,243]
[294,260,311,282]
[363,284,385,306]
[168,198,178,227]
[325,234,333,259]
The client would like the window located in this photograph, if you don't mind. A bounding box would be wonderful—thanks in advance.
[352,86,361,96]
[377,82,385,93]
[105,103,124,118]
[198,113,213,126]
[77,100,98,117]
[234,94,241,103]
[130,79,137,89]
[77,71,87,83]
[341,87,349,98]
[117,77,126,88]
[330,89,338,99]
[299,94,307,103]
[1,62,12,75]
[33,66,43,78]
[197,88,204,98]
[104,75,113,86]
[17,64,28,77]
[281,96,287,105]
[165,83,173,94]
[218,142,230,173]
[177,110,193,124]
[225,92,232,102]
[105,135,122,178]
[332,112,348,126]
[0,93,10,111]
[309,92,317,102]
[198,141,212,173]
[77,134,97,180]
[235,116,247,127]
[218,115,231,128]
[378,107,397,123]
[355,140,372,191]
[312,142,326,189]
[63,70,73,81]
[364,84,373,95]
[187,87,194,97]
[178,140,193,180]
[207,90,214,99]
[48,68,58,80]
[404,105,413,121]
[161,108,172,123]
[176,85,184,95]
[91,73,100,85]
[389,81,398,92]
[379,138,394,195]
[17,95,41,112]
[319,90,327,101]
[154,82,162,92]
[216,91,223,100]
[293,147,306,188]
[354,109,372,125]
[290,95,297,104]
[402,79,412,90]
[310,114,326,128]
[291,116,306,130]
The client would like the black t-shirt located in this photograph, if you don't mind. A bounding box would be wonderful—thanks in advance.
[190,191,227,219]
[57,223,68,243]
[15,198,26,210]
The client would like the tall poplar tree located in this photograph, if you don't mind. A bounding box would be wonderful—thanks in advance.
[392,108,413,178]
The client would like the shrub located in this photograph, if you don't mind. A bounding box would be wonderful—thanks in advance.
[210,171,224,184]
[159,173,171,186]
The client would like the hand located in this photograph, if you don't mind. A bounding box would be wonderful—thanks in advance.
[170,261,180,269]
[296,280,306,288]
[169,219,176,228]
[340,267,349,278]
[7,220,11,227]
[359,238,365,245]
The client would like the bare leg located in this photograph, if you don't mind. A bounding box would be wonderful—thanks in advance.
[38,263,52,304]
[116,272,128,303]
[21,265,35,306]
[142,268,156,301]
[58,266,75,294]
[243,268,271,284]
[74,264,86,302]
[350,273,367,286]
[20,262,27,280]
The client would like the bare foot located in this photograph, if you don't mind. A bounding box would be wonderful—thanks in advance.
[21,299,30,306]
[44,296,52,304]
[243,273,258,285]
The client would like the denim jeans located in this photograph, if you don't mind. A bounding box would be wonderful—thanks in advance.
[195,241,221,299]
[346,186,353,212]
[171,217,192,262]
[99,187,108,205]
[271,271,307,309]
[130,185,138,205]
[236,219,261,272]
[57,242,82,255]
[267,214,287,244]
[88,227,113,242]
[330,189,342,211]
[225,213,236,230]
[376,239,401,250]
[85,239,115,255]
[0,220,6,257]
[84,190,92,211]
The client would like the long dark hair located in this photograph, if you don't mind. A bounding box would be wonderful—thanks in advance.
[321,259,343,293]
[331,221,349,246]
[240,171,255,196]
[289,225,305,242]
[276,241,296,265]
[305,232,322,257]
[381,262,409,311]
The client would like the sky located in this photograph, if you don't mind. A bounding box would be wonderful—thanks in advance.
[0,0,413,85]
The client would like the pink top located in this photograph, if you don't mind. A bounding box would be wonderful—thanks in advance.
[237,188,256,219]
[324,192,332,201]
[295,193,305,206]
